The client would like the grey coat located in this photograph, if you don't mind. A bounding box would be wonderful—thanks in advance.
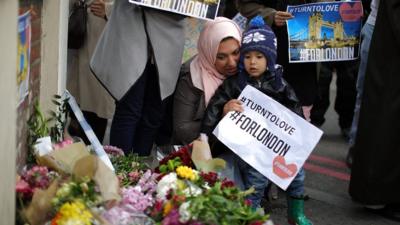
[90,0,186,101]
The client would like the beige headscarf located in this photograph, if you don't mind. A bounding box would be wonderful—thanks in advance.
[190,17,242,106]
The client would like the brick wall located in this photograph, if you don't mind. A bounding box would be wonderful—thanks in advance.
[16,0,43,170]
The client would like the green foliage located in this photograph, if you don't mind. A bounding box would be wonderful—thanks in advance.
[159,157,182,173]
[111,153,149,175]
[187,183,268,225]
[27,100,50,164]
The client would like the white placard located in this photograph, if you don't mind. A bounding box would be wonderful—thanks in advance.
[129,0,221,20]
[213,85,323,190]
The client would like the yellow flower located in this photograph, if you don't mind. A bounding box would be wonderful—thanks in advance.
[176,166,197,181]
[54,200,93,225]
[163,201,174,216]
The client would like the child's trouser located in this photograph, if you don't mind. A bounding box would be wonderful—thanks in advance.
[235,155,305,208]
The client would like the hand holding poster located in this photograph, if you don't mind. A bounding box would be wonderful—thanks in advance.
[213,86,323,190]
[129,0,220,20]
[286,1,363,63]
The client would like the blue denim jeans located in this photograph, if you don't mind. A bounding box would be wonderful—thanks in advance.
[349,23,375,146]
[235,155,305,208]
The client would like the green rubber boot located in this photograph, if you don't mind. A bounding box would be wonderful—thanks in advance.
[287,196,312,225]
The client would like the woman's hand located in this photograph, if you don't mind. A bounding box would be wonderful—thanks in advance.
[223,99,243,116]
[274,11,294,27]
[90,0,106,19]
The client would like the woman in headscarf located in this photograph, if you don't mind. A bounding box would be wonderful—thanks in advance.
[173,17,242,146]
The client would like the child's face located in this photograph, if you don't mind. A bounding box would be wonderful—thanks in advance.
[244,51,267,78]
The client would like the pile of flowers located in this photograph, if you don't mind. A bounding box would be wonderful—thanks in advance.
[18,99,272,225]
[148,161,268,225]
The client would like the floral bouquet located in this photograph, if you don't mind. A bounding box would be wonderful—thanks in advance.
[150,156,269,225]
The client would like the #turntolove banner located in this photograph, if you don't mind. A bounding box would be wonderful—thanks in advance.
[287,1,363,62]
[129,0,221,20]
[213,85,323,190]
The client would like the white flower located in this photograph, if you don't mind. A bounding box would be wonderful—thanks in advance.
[179,201,191,223]
[182,181,202,197]
[156,173,178,200]
[243,32,266,43]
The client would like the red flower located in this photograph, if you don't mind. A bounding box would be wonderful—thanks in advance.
[156,145,195,172]
[200,171,219,186]
[221,178,235,189]
[244,199,252,206]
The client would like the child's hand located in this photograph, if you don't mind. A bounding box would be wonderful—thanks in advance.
[223,99,243,116]
[274,11,294,27]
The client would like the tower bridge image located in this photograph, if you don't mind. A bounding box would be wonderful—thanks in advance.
[289,12,358,49]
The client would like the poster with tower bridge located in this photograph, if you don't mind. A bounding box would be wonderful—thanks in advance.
[286,1,363,63]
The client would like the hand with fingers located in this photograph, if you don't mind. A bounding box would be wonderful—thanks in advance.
[274,11,294,27]
[90,0,106,19]
[223,99,244,116]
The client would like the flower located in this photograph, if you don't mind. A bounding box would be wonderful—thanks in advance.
[162,209,181,225]
[103,145,125,157]
[163,201,174,216]
[157,145,194,173]
[199,172,218,186]
[51,200,93,225]
[157,173,178,200]
[178,201,191,223]
[176,166,197,181]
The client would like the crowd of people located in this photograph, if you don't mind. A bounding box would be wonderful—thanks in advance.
[66,0,399,223]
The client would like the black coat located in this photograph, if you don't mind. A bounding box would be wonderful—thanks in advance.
[349,0,400,205]
[201,71,303,135]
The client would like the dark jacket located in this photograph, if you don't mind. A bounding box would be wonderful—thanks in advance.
[172,62,207,145]
[349,0,400,205]
[201,69,303,135]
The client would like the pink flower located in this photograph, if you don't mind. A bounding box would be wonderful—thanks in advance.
[53,138,73,150]
[16,179,33,198]
[103,145,125,157]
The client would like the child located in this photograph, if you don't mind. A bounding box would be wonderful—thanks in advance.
[200,16,312,225]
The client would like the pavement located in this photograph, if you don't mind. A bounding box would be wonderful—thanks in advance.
[265,81,398,225]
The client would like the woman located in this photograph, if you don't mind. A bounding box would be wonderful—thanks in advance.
[173,17,242,146]
[67,0,114,143]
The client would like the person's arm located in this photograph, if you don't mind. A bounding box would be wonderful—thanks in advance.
[200,78,240,136]
[173,74,204,145]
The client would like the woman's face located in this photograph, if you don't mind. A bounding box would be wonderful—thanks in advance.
[214,38,240,76]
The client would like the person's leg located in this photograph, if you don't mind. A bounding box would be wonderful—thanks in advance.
[348,23,374,147]
[346,23,375,167]
[310,62,333,127]
[286,168,312,225]
[132,63,165,156]
[83,111,108,143]
[237,157,269,208]
[334,60,358,138]
[109,65,149,154]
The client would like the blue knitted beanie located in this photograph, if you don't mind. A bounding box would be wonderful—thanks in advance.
[238,16,282,90]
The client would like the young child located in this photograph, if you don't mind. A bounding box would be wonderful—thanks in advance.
[200,16,312,225]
